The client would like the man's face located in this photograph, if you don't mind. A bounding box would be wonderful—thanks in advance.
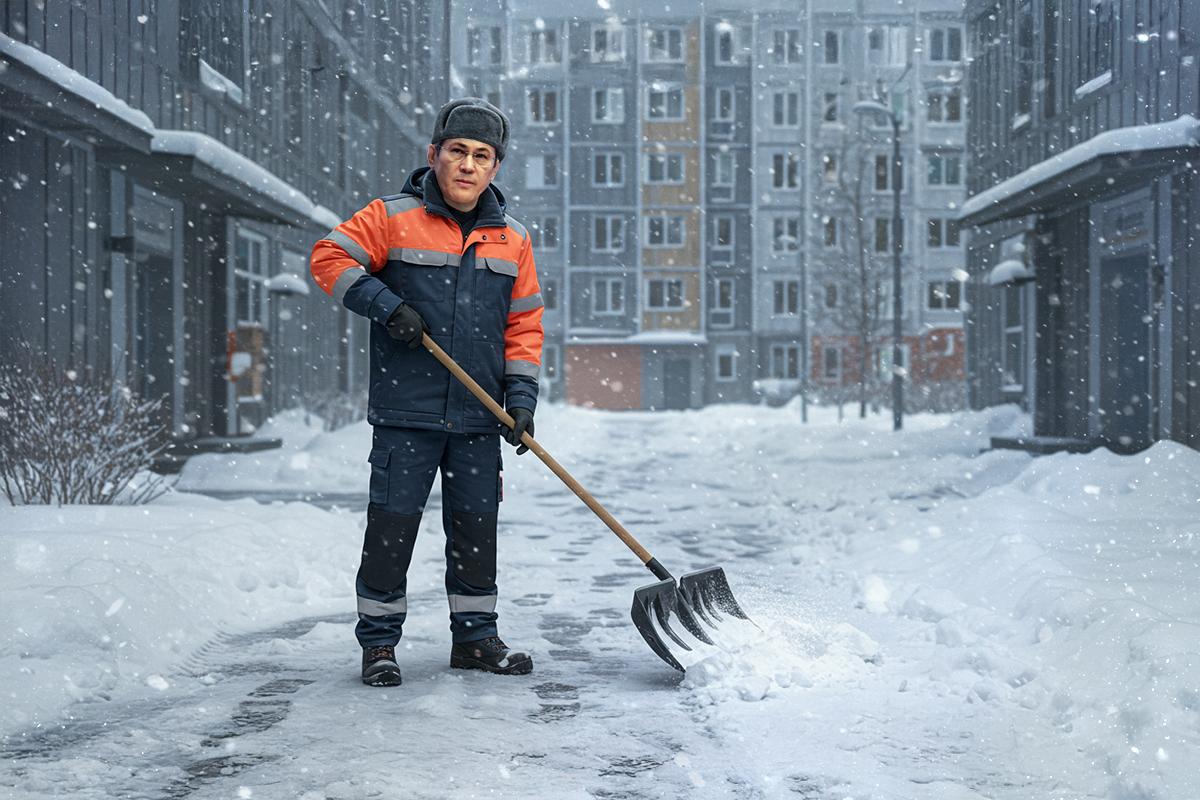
[427,138,500,212]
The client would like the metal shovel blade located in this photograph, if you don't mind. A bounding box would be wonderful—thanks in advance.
[678,566,753,628]
[631,577,714,672]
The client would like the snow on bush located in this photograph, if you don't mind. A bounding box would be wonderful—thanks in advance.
[0,349,168,505]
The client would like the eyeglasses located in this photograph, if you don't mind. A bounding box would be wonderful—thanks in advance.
[440,144,496,169]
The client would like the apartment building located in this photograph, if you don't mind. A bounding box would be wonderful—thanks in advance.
[0,0,448,444]
[455,0,966,410]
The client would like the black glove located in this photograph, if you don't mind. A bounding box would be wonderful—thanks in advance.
[504,408,534,454]
[385,304,428,349]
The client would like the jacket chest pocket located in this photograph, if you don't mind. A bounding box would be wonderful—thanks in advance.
[473,256,518,341]
[398,248,457,302]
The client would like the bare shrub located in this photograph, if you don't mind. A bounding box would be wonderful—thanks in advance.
[0,351,169,506]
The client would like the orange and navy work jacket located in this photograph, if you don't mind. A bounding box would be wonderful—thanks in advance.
[310,167,543,433]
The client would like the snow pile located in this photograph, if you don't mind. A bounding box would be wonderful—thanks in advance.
[175,409,371,495]
[0,494,360,736]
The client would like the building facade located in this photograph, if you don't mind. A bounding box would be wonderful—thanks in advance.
[454,0,966,411]
[0,0,448,445]
[959,0,1200,452]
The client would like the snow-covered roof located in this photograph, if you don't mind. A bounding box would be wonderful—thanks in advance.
[152,130,332,229]
[987,258,1035,287]
[624,331,708,346]
[264,273,311,296]
[0,32,154,135]
[311,205,342,230]
[960,114,1200,222]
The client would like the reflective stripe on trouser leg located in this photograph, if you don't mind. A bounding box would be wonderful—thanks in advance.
[354,504,422,648]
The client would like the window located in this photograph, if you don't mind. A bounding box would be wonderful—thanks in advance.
[823,216,838,247]
[591,23,625,63]
[1002,285,1025,390]
[714,23,737,65]
[529,27,561,64]
[926,217,961,249]
[772,29,802,64]
[823,30,840,64]
[646,278,685,309]
[714,87,735,121]
[928,26,963,62]
[711,277,735,327]
[646,153,684,184]
[235,230,268,325]
[773,280,799,315]
[823,92,840,123]
[822,153,838,183]
[592,277,625,315]
[593,153,624,187]
[823,346,840,379]
[646,27,683,62]
[771,344,800,379]
[927,279,962,310]
[525,154,559,188]
[926,87,963,123]
[772,152,800,189]
[1015,0,1034,119]
[715,346,737,381]
[527,88,559,124]
[713,152,735,187]
[543,343,560,379]
[646,85,685,120]
[712,215,734,250]
[874,217,903,252]
[593,88,625,123]
[926,153,962,186]
[866,26,907,66]
[467,25,503,65]
[542,279,558,310]
[530,216,560,250]
[773,216,800,252]
[824,283,838,309]
[874,153,902,192]
[646,215,685,247]
[195,3,246,103]
[772,91,800,127]
[593,215,625,252]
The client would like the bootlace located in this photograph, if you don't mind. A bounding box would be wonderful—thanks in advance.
[366,645,395,662]
[481,637,507,652]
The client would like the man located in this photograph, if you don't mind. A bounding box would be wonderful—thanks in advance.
[310,98,544,687]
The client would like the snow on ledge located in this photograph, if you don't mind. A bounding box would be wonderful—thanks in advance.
[1074,69,1113,99]
[311,205,342,230]
[960,114,1200,222]
[152,130,330,229]
[0,33,154,135]
[987,258,1034,286]
[264,272,310,295]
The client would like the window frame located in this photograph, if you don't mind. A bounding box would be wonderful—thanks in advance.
[645,84,686,121]
[526,87,560,125]
[644,214,686,249]
[645,26,685,63]
[592,87,625,124]
[645,152,685,185]
[592,152,626,188]
[646,277,686,310]
[590,23,626,63]
[772,279,800,316]
[592,214,626,253]
[592,276,626,316]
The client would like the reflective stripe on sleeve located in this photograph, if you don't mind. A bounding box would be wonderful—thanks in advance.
[508,292,543,314]
[383,196,422,216]
[357,596,408,617]
[324,230,371,268]
[504,360,540,379]
[447,594,498,614]
[331,266,366,303]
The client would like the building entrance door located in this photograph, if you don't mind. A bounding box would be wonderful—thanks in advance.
[1098,251,1152,451]
[663,358,691,410]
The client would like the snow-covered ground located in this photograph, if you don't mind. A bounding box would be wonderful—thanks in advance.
[3,403,1198,800]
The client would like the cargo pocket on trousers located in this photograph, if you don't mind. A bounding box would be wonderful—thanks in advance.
[368,446,391,506]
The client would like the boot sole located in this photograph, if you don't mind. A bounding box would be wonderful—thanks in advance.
[449,653,533,675]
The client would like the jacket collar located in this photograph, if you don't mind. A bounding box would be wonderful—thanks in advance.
[402,166,508,229]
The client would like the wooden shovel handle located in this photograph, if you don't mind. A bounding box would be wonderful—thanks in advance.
[422,333,655,565]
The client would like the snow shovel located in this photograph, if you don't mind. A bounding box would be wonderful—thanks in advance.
[421,333,754,672]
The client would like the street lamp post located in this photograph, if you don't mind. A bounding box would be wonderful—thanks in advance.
[852,99,904,431]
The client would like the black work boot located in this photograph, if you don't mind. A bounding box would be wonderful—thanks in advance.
[450,636,533,675]
[362,645,402,686]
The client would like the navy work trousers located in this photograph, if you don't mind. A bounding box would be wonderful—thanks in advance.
[355,425,502,647]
